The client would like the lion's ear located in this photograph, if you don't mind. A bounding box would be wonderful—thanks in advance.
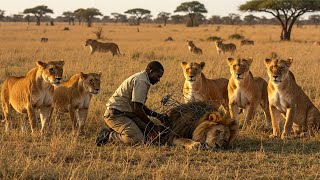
[98,71,102,77]
[208,114,219,124]
[264,58,272,66]
[285,57,293,67]
[218,105,227,115]
[181,62,187,69]
[59,59,65,66]
[199,62,205,69]
[227,57,234,65]
[80,72,88,79]
[37,61,47,69]
[228,120,239,144]
[246,57,253,66]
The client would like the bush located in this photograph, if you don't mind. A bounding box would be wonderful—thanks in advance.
[207,36,222,41]
[229,33,244,40]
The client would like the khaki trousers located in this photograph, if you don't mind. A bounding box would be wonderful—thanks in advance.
[104,111,151,145]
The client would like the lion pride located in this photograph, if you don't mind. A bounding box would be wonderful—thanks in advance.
[265,58,320,139]
[1,60,64,134]
[53,72,101,134]
[162,102,238,150]
[181,62,229,108]
[227,57,270,127]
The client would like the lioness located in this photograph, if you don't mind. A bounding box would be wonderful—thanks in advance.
[1,60,64,134]
[187,40,203,55]
[265,58,320,139]
[53,72,101,134]
[227,57,270,127]
[215,40,236,55]
[162,102,238,150]
[85,39,121,56]
[181,62,229,107]
[240,39,254,46]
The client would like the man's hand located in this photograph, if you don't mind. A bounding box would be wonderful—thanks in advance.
[156,114,170,123]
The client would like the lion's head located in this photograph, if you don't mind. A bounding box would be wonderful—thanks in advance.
[187,40,195,47]
[215,40,223,47]
[37,60,64,86]
[181,62,205,83]
[227,57,253,81]
[192,106,238,149]
[79,72,101,95]
[264,58,293,85]
[85,39,96,46]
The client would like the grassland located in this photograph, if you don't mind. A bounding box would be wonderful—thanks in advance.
[0,22,320,179]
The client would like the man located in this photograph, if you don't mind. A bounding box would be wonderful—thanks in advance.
[96,61,168,146]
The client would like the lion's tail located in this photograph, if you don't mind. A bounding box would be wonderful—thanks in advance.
[117,46,122,56]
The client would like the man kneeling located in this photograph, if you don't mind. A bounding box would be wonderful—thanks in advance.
[96,61,168,146]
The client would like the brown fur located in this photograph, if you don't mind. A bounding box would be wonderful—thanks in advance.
[215,40,236,55]
[85,39,121,56]
[187,40,202,55]
[240,39,254,46]
[40,38,48,43]
[265,58,320,139]
[181,62,229,108]
[53,72,101,134]
[162,102,238,150]
[1,60,64,134]
[227,57,270,127]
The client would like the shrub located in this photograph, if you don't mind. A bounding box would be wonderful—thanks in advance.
[229,33,244,40]
[207,36,222,41]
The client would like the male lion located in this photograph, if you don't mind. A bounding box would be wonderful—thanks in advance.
[215,40,236,55]
[187,40,203,55]
[85,39,121,56]
[162,102,238,150]
[53,72,101,134]
[1,60,64,134]
[265,58,320,139]
[227,57,270,127]
[181,62,229,108]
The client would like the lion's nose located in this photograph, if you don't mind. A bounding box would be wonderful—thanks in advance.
[95,88,100,92]
[189,76,194,78]
[56,77,62,81]
[273,75,278,78]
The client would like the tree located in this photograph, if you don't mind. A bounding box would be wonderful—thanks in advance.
[309,15,320,25]
[243,14,259,25]
[63,11,75,25]
[74,8,85,25]
[23,5,53,25]
[12,14,24,22]
[209,15,222,24]
[240,0,320,41]
[174,1,207,27]
[111,12,122,23]
[0,10,5,21]
[124,8,151,25]
[171,15,185,24]
[158,12,170,26]
[80,8,102,27]
[24,15,31,24]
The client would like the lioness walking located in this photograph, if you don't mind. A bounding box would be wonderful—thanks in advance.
[215,40,236,55]
[187,40,203,55]
[85,39,121,56]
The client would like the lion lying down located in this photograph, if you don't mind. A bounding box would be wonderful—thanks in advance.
[161,102,238,150]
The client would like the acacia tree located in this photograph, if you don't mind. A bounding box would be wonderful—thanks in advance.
[240,0,320,41]
[124,8,151,25]
[63,11,75,25]
[82,8,102,27]
[174,1,207,27]
[157,12,170,26]
[0,10,5,21]
[74,8,85,25]
[23,5,53,25]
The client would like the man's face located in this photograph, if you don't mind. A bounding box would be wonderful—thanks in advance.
[149,69,164,85]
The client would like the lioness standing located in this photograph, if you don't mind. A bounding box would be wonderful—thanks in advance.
[187,40,203,55]
[1,61,64,134]
[53,72,101,134]
[181,62,229,107]
[265,58,320,139]
[85,39,121,56]
[215,40,236,55]
[227,57,270,127]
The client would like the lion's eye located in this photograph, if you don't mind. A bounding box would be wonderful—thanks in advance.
[216,130,221,135]
[186,68,190,72]
[270,67,273,71]
[49,68,55,74]
[233,65,236,69]
[90,80,94,84]
[280,67,284,71]
[59,69,63,73]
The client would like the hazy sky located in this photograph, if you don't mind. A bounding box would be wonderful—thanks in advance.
[1,0,253,18]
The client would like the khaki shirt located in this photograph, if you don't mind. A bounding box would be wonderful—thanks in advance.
[106,70,151,113]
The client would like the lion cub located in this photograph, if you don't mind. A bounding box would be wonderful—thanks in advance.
[181,62,228,107]
[1,60,64,134]
[53,72,101,134]
[265,58,320,139]
[227,57,270,127]
[187,40,203,55]
[215,40,236,55]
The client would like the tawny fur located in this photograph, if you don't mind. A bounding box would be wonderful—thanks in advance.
[187,40,203,55]
[53,72,101,134]
[181,62,229,108]
[215,40,236,55]
[240,39,254,46]
[265,58,320,139]
[227,57,270,127]
[85,39,121,56]
[1,60,64,134]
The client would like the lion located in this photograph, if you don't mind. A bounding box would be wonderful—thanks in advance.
[187,40,203,55]
[215,40,236,55]
[314,41,320,46]
[40,38,48,43]
[85,39,121,56]
[227,57,270,127]
[1,60,64,134]
[53,72,101,134]
[240,39,254,46]
[162,102,238,150]
[181,62,229,108]
[265,58,320,139]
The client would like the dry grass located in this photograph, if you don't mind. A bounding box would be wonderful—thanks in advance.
[0,22,320,179]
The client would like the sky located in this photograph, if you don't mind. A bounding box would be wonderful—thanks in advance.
[1,0,254,18]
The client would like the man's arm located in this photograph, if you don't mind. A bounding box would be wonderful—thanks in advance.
[133,102,154,125]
